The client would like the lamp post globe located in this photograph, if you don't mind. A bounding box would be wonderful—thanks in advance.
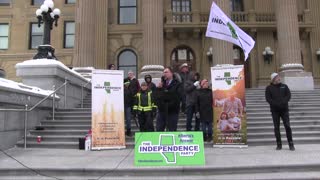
[33,0,61,60]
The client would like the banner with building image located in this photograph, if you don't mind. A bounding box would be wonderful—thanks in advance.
[211,65,247,147]
[92,70,126,150]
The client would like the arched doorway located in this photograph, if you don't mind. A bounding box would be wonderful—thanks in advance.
[171,45,195,72]
[118,49,138,76]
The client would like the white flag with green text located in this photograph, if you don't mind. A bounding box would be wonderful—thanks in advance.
[206,2,255,60]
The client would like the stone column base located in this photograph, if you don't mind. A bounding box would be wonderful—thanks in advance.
[279,70,314,91]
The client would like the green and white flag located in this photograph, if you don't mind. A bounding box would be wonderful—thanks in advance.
[206,2,255,60]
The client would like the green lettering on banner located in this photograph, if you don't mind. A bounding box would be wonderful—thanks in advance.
[135,132,205,166]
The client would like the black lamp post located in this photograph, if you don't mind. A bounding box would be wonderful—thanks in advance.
[33,0,61,60]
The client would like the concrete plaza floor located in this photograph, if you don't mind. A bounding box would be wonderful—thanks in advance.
[0,144,320,179]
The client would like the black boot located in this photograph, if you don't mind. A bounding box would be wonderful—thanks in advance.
[207,134,213,142]
[276,143,282,150]
[289,142,295,151]
[203,133,207,142]
[126,129,132,137]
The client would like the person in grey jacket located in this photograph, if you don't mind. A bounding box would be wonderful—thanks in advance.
[184,72,201,131]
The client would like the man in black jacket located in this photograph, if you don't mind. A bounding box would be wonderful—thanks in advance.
[155,67,183,131]
[265,73,295,151]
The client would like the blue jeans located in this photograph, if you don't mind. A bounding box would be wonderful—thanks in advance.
[125,107,131,130]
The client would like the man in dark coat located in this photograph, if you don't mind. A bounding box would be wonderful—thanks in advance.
[196,79,213,142]
[184,72,201,131]
[265,72,295,151]
[155,67,183,131]
[124,70,140,97]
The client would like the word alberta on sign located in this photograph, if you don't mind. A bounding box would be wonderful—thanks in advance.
[91,70,126,150]
[135,132,205,166]
[206,2,255,60]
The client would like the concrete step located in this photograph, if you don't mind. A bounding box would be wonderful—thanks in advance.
[247,125,320,133]
[247,111,320,116]
[247,115,320,121]
[29,130,87,136]
[16,141,78,149]
[56,108,91,112]
[246,107,320,112]
[41,120,91,126]
[247,131,320,138]
[248,137,320,146]
[247,119,320,127]
[36,125,91,130]
[25,135,84,142]
[246,103,320,107]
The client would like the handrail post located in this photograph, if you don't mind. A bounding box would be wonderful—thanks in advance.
[81,84,84,108]
[24,104,28,149]
[64,79,67,109]
[52,85,55,120]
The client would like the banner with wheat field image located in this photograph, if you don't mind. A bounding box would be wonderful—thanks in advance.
[211,65,247,148]
[92,70,126,150]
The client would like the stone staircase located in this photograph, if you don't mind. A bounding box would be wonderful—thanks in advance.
[17,89,320,148]
[246,88,320,146]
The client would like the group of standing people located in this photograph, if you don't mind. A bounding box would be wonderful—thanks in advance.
[115,63,214,142]
[108,63,295,150]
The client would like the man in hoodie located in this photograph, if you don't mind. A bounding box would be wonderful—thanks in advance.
[265,73,295,151]
[144,74,156,92]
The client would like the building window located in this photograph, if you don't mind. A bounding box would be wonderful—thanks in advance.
[118,49,137,76]
[29,23,43,49]
[0,24,9,50]
[0,0,10,6]
[32,0,44,5]
[230,0,244,12]
[172,0,191,12]
[118,0,137,24]
[172,0,191,22]
[171,46,194,62]
[64,21,75,48]
[65,0,75,4]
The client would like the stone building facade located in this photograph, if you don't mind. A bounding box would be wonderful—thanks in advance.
[0,0,320,88]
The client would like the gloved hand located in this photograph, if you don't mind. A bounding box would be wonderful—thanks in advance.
[193,81,200,87]
[195,112,200,119]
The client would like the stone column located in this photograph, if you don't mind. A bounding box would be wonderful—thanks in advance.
[211,0,234,65]
[142,0,164,66]
[73,0,96,67]
[94,0,108,69]
[275,0,314,90]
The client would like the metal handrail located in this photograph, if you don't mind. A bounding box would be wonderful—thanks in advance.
[81,80,91,108]
[0,80,68,149]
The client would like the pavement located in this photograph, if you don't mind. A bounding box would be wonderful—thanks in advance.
[1,144,320,180]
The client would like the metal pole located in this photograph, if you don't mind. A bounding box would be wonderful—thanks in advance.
[81,85,84,108]
[64,79,67,108]
[52,85,55,120]
[24,104,28,149]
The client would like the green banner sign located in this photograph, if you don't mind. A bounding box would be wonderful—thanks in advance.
[134,132,205,166]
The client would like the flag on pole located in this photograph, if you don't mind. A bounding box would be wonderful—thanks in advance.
[206,2,255,60]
